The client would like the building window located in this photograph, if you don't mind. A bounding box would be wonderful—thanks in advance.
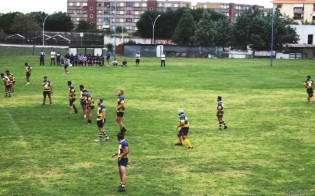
[277,4,282,9]
[127,10,132,15]
[126,2,133,7]
[293,13,303,20]
[90,7,93,11]
[313,16,315,21]
[150,7,153,11]
[308,34,313,44]
[98,3,102,6]
[90,14,93,19]
[126,18,132,23]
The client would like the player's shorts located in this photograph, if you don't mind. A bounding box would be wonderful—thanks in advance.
[80,100,86,106]
[26,72,31,77]
[307,88,313,95]
[5,85,10,91]
[136,59,140,63]
[118,158,128,167]
[97,120,104,128]
[43,91,51,96]
[217,111,224,118]
[69,98,76,104]
[117,112,124,117]
[178,127,189,136]
[88,106,94,110]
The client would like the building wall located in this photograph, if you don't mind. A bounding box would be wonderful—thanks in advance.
[291,25,315,44]
[274,0,315,23]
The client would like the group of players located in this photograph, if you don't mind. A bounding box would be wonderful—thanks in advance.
[65,82,129,192]
[0,69,16,97]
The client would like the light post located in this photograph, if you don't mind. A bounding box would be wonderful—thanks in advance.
[148,14,161,44]
[38,13,50,47]
[270,0,274,66]
[113,0,117,59]
[80,33,84,46]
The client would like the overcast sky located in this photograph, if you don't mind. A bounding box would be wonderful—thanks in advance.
[0,0,272,14]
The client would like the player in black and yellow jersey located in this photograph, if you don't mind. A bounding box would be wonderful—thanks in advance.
[67,81,78,114]
[217,96,228,130]
[112,132,129,192]
[25,63,32,85]
[83,90,94,124]
[5,70,15,92]
[116,90,127,134]
[304,75,314,103]
[1,73,11,97]
[95,99,109,142]
[79,85,88,118]
[42,76,53,106]
[175,108,193,149]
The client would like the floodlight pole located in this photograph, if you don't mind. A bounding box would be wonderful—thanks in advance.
[113,0,117,59]
[148,15,161,44]
[40,13,50,47]
[270,1,274,66]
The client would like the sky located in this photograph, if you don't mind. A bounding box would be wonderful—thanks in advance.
[0,0,273,14]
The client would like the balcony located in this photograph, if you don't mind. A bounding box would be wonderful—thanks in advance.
[293,7,304,13]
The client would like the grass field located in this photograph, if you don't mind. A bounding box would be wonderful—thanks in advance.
[0,56,314,195]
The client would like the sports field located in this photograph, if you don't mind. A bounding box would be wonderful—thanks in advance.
[0,56,314,195]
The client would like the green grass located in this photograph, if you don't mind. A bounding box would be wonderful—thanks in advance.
[0,57,314,195]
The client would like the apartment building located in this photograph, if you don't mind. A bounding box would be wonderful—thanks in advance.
[67,0,268,32]
[274,0,315,23]
[194,2,265,22]
[67,0,191,32]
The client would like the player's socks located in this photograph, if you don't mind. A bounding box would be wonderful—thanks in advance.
[103,130,108,138]
[183,138,193,148]
[73,105,78,113]
[70,106,74,113]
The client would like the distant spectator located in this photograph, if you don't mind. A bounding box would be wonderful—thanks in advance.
[122,59,127,66]
[50,49,56,65]
[161,52,166,67]
[39,50,45,66]
[56,51,61,65]
[99,54,104,66]
[113,59,119,66]
[106,51,111,65]
[135,51,140,66]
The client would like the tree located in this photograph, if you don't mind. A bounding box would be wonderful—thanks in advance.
[116,26,127,34]
[172,9,195,45]
[0,12,21,34]
[214,18,231,47]
[195,11,216,45]
[76,20,95,31]
[10,14,40,37]
[45,12,74,31]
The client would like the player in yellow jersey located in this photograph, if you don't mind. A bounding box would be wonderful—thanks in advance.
[1,73,11,97]
[112,132,129,192]
[79,85,88,118]
[95,99,109,142]
[25,63,32,85]
[304,75,314,103]
[116,90,127,134]
[42,76,53,106]
[5,70,15,92]
[83,90,94,124]
[175,108,193,149]
[217,96,228,130]
[67,81,78,114]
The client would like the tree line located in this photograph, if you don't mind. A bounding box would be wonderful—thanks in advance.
[136,7,299,51]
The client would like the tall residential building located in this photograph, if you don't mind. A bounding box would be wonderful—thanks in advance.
[194,2,265,23]
[274,0,315,23]
[67,0,191,32]
[67,0,268,32]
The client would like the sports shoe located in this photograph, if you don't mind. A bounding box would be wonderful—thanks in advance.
[103,136,109,141]
[188,147,193,149]
[94,138,102,142]
[175,143,183,145]
[224,126,228,129]
[118,186,126,192]
[49,104,52,107]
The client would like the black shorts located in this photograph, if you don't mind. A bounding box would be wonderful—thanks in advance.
[97,120,104,128]
[26,73,31,77]
[136,59,140,63]
[43,91,51,96]
[118,158,128,167]
[88,106,94,110]
[117,112,124,117]
[307,88,313,95]
[178,127,189,136]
